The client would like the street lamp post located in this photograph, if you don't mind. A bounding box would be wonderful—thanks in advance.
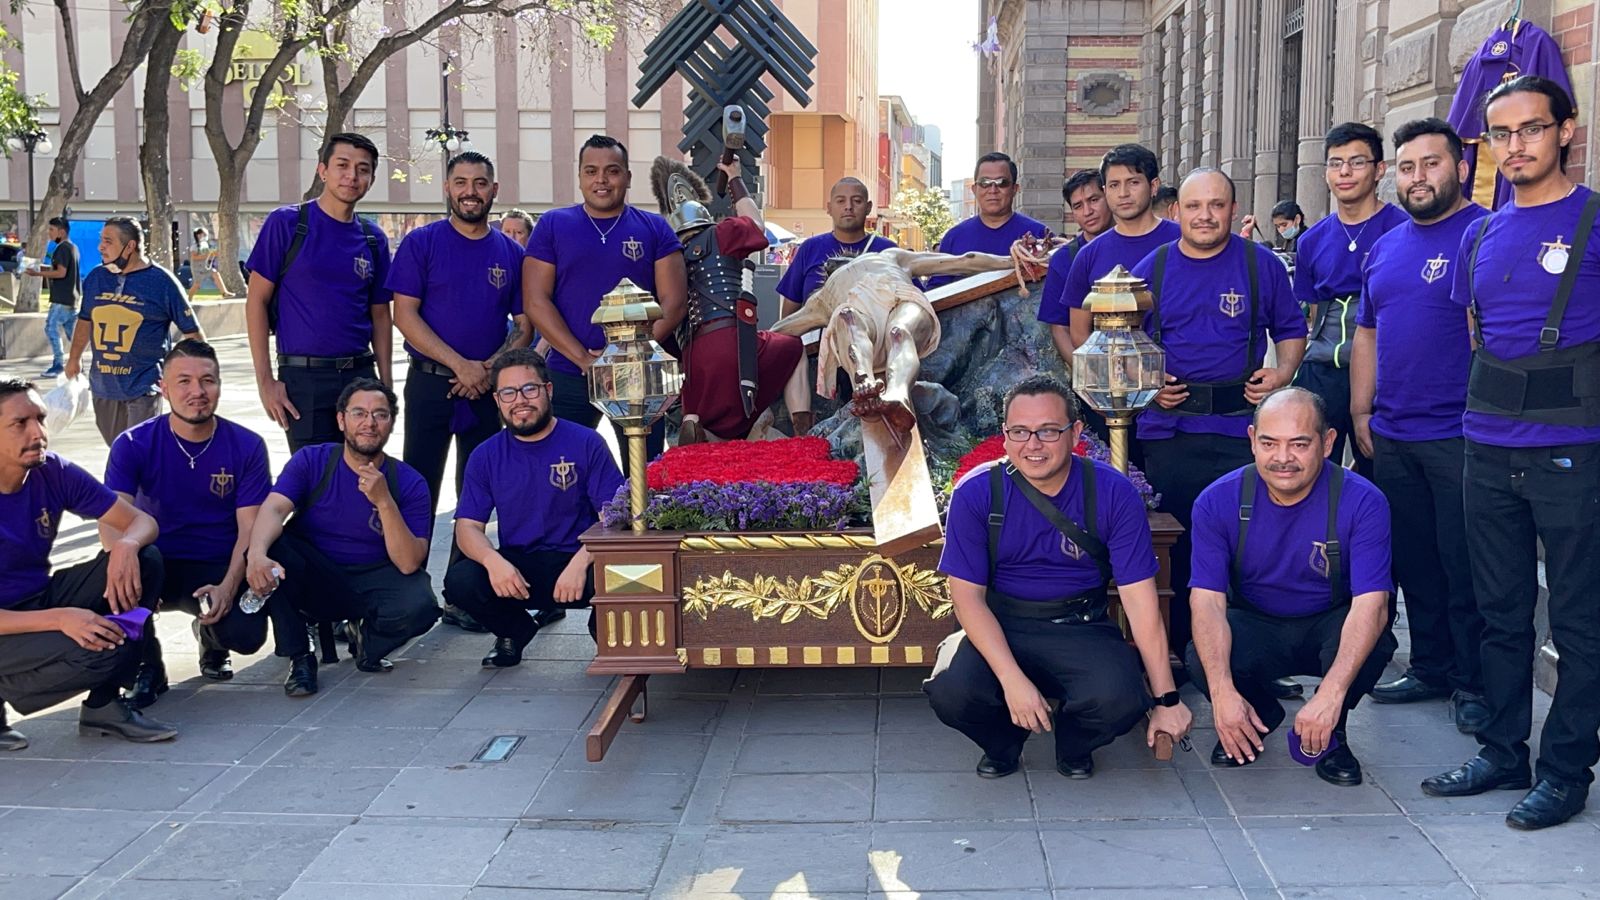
[423,61,470,170]
[6,128,53,236]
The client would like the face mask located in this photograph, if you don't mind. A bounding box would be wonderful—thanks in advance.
[104,245,134,275]
[1278,225,1301,240]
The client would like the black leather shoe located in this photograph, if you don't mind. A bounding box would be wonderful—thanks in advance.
[1271,677,1304,700]
[1056,756,1094,779]
[1370,673,1449,704]
[343,620,394,673]
[1452,691,1490,735]
[441,604,489,633]
[532,608,567,629]
[1314,734,1362,786]
[1507,780,1589,830]
[1211,740,1257,767]
[124,662,169,710]
[481,634,533,668]
[283,652,319,697]
[975,754,1019,778]
[79,698,178,742]
[199,650,234,681]
[0,708,25,752]
[1420,755,1532,798]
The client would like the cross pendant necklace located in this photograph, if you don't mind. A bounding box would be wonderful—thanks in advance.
[173,426,216,470]
[587,210,623,245]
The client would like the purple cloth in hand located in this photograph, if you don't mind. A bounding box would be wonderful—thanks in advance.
[1287,729,1340,766]
[105,607,152,642]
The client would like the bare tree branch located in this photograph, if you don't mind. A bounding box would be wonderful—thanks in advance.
[51,0,86,104]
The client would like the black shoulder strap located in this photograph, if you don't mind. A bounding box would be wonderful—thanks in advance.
[988,464,1005,589]
[1467,215,1493,351]
[1149,243,1171,343]
[1007,459,1113,585]
[1230,466,1256,602]
[267,202,313,332]
[1243,239,1261,380]
[304,445,343,510]
[1325,465,1345,605]
[1540,191,1600,351]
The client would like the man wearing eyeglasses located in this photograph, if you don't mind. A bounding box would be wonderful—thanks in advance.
[925,152,1046,289]
[1423,76,1600,831]
[1291,123,1408,480]
[925,375,1191,780]
[443,349,624,667]
[245,379,440,696]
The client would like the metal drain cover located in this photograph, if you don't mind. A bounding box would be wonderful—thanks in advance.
[474,735,525,762]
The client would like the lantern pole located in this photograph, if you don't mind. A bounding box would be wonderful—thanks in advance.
[626,424,649,533]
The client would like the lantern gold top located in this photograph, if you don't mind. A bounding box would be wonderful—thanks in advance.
[1082,266,1154,315]
[592,278,664,328]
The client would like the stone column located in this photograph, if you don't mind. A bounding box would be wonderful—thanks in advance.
[1297,0,1335,218]
[1218,0,1259,208]
[1165,10,1185,178]
[1253,0,1286,221]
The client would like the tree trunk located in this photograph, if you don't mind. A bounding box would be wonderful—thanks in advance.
[213,154,247,297]
[140,22,182,272]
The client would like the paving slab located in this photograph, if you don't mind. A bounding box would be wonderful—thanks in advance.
[477,827,673,891]
[1243,815,1460,886]
[298,819,511,886]
[1039,820,1236,889]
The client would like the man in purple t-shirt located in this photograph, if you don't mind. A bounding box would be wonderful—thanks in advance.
[105,340,274,707]
[245,133,394,453]
[1423,77,1600,831]
[1036,168,1111,366]
[0,380,177,749]
[1348,119,1489,728]
[443,349,624,667]
[926,152,1047,290]
[522,134,687,471]
[924,376,1191,779]
[246,379,439,696]
[1187,388,1395,787]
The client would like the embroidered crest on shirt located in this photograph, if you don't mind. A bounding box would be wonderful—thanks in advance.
[621,238,644,262]
[368,507,384,535]
[1490,39,1509,55]
[1218,289,1244,318]
[1309,541,1331,579]
[1421,254,1449,284]
[549,456,577,491]
[210,468,235,499]
[35,507,51,539]
[1538,235,1571,276]
[1059,533,1084,561]
[488,263,507,290]
[354,255,373,280]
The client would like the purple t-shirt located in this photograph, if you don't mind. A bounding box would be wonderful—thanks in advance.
[940,458,1158,601]
[1038,219,1180,325]
[927,212,1047,289]
[246,202,393,358]
[1132,235,1304,440]
[1357,204,1489,442]
[78,265,199,402]
[1451,186,1600,448]
[1190,461,1392,618]
[776,233,898,303]
[386,219,525,364]
[270,444,432,567]
[0,453,117,608]
[525,204,683,376]
[105,415,272,563]
[455,420,624,553]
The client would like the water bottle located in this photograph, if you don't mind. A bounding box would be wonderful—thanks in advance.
[239,567,283,614]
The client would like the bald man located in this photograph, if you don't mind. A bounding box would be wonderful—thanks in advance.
[778,178,899,316]
[1186,387,1396,786]
[1130,168,1307,661]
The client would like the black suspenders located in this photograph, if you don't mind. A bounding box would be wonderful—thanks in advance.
[1149,239,1261,381]
[1230,464,1346,609]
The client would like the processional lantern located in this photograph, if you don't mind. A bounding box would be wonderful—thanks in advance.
[588,279,683,533]
[1072,266,1166,473]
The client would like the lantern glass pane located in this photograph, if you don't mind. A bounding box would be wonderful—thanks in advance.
[1071,328,1166,415]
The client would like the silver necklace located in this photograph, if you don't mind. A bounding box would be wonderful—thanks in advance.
[1339,216,1372,253]
[587,209,624,244]
[172,423,216,470]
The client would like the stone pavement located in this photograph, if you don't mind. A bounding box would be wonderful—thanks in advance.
[1,336,1596,900]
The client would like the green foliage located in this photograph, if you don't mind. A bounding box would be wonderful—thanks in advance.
[0,20,42,159]
[896,187,958,247]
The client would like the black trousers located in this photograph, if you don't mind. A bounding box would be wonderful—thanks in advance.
[1295,361,1373,479]
[148,557,271,658]
[0,547,162,715]
[549,369,664,479]
[279,360,378,453]
[401,367,501,517]
[443,548,596,643]
[1184,602,1396,734]
[1370,434,1482,694]
[1465,439,1600,786]
[266,529,440,662]
[923,615,1150,763]
[1141,430,1255,655]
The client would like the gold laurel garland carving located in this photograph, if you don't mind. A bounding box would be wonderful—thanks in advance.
[682,560,953,626]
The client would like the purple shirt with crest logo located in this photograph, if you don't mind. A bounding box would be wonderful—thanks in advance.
[1131,235,1304,440]
[1450,186,1600,447]
[777,233,898,304]
[927,212,1048,289]
[0,453,118,608]
[105,415,272,563]
[455,420,624,553]
[1038,219,1180,326]
[525,205,682,376]
[1357,204,1489,442]
[940,458,1157,601]
[386,219,524,364]
[269,444,432,566]
[1190,461,1391,618]
[246,202,393,358]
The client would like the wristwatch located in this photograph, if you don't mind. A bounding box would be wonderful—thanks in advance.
[1152,690,1181,708]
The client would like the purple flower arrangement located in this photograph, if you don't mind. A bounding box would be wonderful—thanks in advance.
[600,478,862,533]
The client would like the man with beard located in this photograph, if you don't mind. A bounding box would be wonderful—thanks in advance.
[0,379,176,749]
[443,349,623,666]
[246,133,394,453]
[1423,77,1600,830]
[104,340,274,707]
[1293,124,1409,478]
[927,152,1047,289]
[1350,119,1489,727]
[522,135,686,471]
[1038,168,1112,365]
[1131,168,1306,668]
[246,379,439,696]
[1187,388,1395,786]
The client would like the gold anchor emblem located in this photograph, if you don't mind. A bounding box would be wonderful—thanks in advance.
[35,507,51,539]
[488,263,507,289]
[621,238,644,262]
[549,456,577,491]
[210,468,235,499]
[1309,541,1330,578]
[1421,254,1448,284]
[1218,289,1244,318]
[848,556,907,644]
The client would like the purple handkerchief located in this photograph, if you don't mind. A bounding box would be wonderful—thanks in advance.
[105,608,152,642]
[1287,729,1339,766]
[449,398,476,434]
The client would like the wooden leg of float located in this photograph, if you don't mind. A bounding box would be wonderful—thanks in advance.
[586,674,649,762]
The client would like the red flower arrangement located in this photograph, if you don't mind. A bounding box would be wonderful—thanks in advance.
[647,436,860,490]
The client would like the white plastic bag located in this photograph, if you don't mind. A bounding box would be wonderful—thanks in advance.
[42,374,91,434]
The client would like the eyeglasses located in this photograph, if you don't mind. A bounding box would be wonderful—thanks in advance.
[343,409,392,423]
[1003,426,1067,443]
[494,382,549,402]
[975,178,1014,190]
[1324,157,1375,172]
[1485,122,1557,146]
